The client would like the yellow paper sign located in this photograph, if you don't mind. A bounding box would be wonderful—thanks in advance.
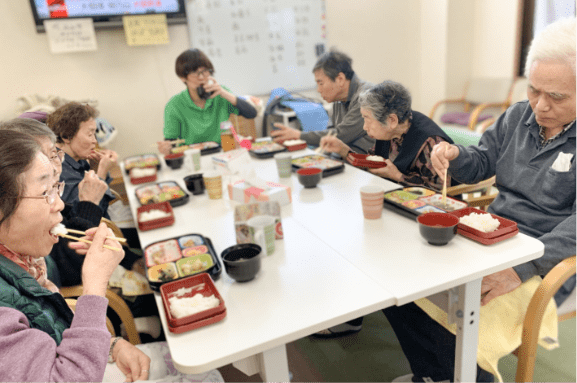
[123,14,169,46]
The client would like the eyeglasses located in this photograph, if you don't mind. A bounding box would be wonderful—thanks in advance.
[21,181,65,205]
[49,148,65,164]
[189,68,212,78]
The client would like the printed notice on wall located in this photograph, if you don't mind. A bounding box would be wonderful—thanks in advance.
[123,14,170,46]
[44,18,98,54]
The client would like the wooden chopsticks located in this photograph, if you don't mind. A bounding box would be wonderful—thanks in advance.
[441,146,448,206]
[150,139,186,148]
[315,130,337,154]
[65,228,126,243]
[58,233,123,251]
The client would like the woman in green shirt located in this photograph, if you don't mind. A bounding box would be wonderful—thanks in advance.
[158,49,257,155]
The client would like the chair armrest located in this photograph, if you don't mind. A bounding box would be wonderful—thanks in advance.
[467,102,509,131]
[429,99,467,120]
[478,117,496,133]
[516,256,576,383]
[446,176,495,197]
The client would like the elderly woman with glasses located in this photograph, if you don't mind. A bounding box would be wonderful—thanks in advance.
[0,130,151,382]
[157,48,257,155]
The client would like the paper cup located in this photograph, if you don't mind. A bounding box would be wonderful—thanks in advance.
[247,215,276,256]
[360,185,384,219]
[203,171,223,199]
[274,152,293,178]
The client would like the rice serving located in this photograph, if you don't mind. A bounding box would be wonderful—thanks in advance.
[50,223,68,236]
[169,293,220,319]
[283,139,305,146]
[366,155,385,162]
[139,209,171,222]
[459,212,500,233]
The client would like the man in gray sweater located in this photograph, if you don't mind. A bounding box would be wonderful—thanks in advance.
[271,50,375,154]
[387,18,575,383]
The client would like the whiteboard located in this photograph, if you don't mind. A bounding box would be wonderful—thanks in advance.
[186,0,327,95]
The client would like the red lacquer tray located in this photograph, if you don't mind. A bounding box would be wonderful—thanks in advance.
[130,167,158,185]
[283,142,307,151]
[449,207,518,239]
[457,227,519,245]
[346,153,387,169]
[167,309,227,334]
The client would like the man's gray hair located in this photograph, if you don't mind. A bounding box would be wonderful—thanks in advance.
[312,49,354,81]
[359,81,413,125]
[525,17,576,76]
[0,118,57,144]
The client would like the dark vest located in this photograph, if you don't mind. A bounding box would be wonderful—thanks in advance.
[374,110,453,174]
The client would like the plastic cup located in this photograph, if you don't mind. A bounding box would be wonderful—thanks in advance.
[191,148,201,171]
[274,152,293,178]
[203,171,223,199]
[247,215,276,256]
[360,185,384,219]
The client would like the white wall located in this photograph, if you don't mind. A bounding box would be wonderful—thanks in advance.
[0,0,519,159]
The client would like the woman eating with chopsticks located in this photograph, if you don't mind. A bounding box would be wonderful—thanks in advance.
[320,80,455,191]
[0,130,151,381]
[315,80,456,338]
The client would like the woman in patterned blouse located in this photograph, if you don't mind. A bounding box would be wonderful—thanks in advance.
[320,80,454,191]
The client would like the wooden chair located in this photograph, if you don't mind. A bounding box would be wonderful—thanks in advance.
[429,77,513,132]
[230,113,257,140]
[62,287,141,345]
[515,256,576,382]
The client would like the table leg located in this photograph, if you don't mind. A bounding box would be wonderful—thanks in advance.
[452,278,482,382]
[232,344,290,381]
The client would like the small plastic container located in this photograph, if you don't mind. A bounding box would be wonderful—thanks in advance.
[137,201,175,231]
[160,273,226,332]
[282,140,307,152]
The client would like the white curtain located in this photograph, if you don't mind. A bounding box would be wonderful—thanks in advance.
[533,0,576,36]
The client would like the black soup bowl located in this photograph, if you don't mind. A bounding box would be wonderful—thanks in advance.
[164,153,184,170]
[417,212,459,246]
[221,243,262,282]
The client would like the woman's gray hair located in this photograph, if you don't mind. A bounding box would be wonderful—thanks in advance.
[524,17,576,76]
[359,81,413,125]
[0,118,57,144]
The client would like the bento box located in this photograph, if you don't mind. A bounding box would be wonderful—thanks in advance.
[346,153,387,169]
[123,154,161,174]
[129,167,157,185]
[134,181,189,207]
[383,187,468,219]
[136,201,175,231]
[249,138,287,158]
[291,154,345,177]
[160,273,227,333]
[449,207,519,245]
[144,233,222,291]
[171,141,222,155]
[281,139,307,152]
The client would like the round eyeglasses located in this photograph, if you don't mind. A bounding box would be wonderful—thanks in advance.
[49,148,65,164]
[21,181,65,205]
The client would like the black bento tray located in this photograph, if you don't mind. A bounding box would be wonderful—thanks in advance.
[134,181,189,207]
[383,187,468,218]
[123,153,161,174]
[291,154,345,177]
[248,139,287,159]
[144,234,222,291]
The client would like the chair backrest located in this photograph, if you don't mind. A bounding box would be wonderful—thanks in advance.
[507,77,529,105]
[442,126,483,147]
[465,77,513,105]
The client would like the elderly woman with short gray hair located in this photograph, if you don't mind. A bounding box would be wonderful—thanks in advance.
[321,80,454,191]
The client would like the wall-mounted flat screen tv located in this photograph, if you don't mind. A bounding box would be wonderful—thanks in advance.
[29,0,187,32]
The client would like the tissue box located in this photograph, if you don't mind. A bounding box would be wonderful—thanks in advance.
[212,148,250,174]
[228,180,292,206]
[235,201,283,242]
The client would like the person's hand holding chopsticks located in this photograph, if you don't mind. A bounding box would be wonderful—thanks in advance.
[93,149,118,180]
[430,142,460,182]
[318,130,350,158]
[69,222,125,297]
[78,170,109,205]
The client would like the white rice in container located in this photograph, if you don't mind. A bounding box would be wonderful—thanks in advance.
[139,209,171,222]
[459,212,500,233]
[169,293,220,319]
[366,155,385,162]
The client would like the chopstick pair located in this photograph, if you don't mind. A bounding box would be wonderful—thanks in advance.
[150,139,186,148]
[315,130,337,154]
[59,229,126,251]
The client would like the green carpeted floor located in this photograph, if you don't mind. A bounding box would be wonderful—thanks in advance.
[290,312,576,382]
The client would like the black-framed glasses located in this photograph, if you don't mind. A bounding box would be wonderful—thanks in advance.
[21,181,65,205]
[189,68,212,78]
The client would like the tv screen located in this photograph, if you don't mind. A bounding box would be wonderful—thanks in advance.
[29,0,187,32]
